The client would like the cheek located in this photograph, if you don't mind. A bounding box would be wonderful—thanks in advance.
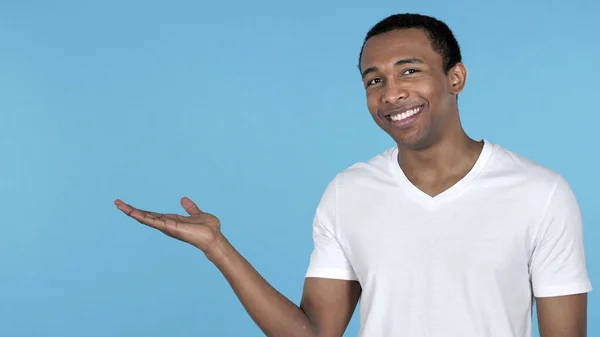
[426,80,452,109]
[425,76,448,100]
[414,77,437,96]
[365,91,380,115]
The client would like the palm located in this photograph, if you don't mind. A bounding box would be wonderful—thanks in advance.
[114,197,221,252]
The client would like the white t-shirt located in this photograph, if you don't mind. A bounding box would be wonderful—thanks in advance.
[305,140,592,337]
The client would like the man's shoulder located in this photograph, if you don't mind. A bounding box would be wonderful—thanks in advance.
[485,141,566,193]
[334,146,397,186]
[314,146,397,215]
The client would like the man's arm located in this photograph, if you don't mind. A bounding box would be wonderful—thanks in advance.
[536,293,587,337]
[529,176,592,337]
[210,236,361,337]
[301,277,361,336]
[115,197,361,337]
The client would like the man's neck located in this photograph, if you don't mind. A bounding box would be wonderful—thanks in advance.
[397,131,484,197]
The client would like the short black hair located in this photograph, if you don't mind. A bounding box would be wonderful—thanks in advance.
[358,13,462,73]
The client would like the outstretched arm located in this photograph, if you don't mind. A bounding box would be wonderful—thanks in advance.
[209,234,360,337]
[115,197,360,337]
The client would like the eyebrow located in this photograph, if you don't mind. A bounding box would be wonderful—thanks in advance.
[361,58,424,78]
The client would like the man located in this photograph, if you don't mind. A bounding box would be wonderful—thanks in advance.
[115,13,592,337]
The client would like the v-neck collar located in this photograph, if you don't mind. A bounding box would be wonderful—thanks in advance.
[389,139,494,209]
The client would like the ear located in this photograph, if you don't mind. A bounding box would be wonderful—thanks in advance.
[447,62,467,95]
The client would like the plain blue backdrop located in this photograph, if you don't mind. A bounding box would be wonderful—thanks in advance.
[0,0,598,336]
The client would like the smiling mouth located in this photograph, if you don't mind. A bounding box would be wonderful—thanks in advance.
[384,105,424,122]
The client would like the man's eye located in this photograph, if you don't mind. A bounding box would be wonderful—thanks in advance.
[368,78,382,86]
[403,69,419,75]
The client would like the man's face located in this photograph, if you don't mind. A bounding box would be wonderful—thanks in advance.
[359,28,465,149]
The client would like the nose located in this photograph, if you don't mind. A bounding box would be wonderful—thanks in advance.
[382,78,409,104]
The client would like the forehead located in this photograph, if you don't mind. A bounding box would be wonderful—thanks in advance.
[360,28,440,71]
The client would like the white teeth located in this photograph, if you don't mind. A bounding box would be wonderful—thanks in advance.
[389,107,421,121]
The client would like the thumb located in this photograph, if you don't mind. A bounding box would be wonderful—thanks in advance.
[181,196,203,216]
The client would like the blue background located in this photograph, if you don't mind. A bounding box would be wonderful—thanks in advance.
[1,0,598,336]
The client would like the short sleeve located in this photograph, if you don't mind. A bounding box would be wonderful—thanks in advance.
[305,177,357,281]
[529,175,593,298]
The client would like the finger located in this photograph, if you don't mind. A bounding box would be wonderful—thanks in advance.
[115,199,138,216]
[115,199,178,218]
[115,200,187,223]
[115,199,182,231]
[115,199,158,223]
[115,200,155,219]
[181,196,203,216]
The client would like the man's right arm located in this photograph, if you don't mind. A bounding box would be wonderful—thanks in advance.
[300,277,361,336]
[115,176,358,336]
[209,234,361,337]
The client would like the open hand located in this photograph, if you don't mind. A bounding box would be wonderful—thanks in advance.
[114,197,223,255]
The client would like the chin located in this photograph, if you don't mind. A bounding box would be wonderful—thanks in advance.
[391,130,435,150]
